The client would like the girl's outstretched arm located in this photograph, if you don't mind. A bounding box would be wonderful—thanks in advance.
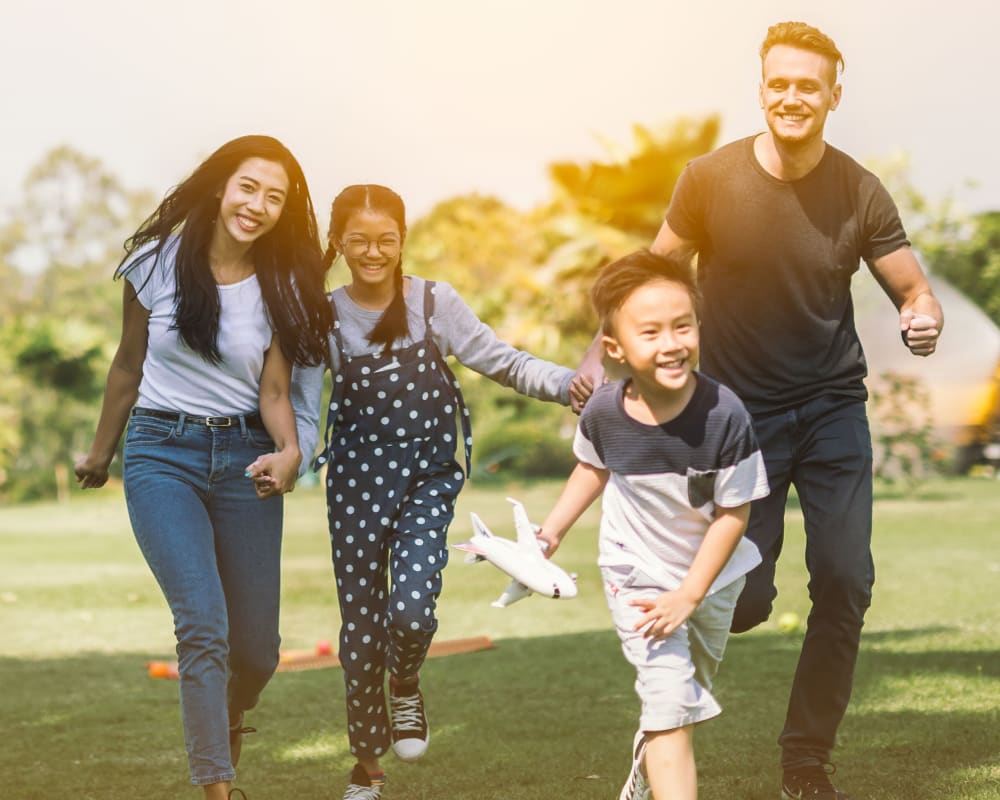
[434,281,574,404]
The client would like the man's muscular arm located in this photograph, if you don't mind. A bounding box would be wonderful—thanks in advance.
[869,246,944,357]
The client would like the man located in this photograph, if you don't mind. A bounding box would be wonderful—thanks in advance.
[576,20,943,800]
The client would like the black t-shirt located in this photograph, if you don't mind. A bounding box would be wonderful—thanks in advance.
[666,136,909,415]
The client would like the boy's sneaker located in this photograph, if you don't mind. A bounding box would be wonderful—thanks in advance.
[618,729,651,800]
[343,763,385,800]
[781,763,852,799]
[389,675,429,761]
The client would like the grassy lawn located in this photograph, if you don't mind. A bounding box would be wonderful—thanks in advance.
[1,477,998,799]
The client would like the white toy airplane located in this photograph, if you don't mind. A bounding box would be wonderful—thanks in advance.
[454,497,578,608]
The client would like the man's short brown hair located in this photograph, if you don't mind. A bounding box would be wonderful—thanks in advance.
[761,21,844,83]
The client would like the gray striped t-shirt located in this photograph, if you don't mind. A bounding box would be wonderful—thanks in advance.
[576,375,769,595]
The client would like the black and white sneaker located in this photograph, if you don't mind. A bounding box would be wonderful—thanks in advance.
[781,763,852,799]
[343,763,385,800]
[618,729,651,800]
[389,675,429,761]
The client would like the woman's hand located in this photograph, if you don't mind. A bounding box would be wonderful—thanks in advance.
[74,453,113,489]
[245,448,301,499]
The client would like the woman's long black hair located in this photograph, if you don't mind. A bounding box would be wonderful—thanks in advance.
[324,184,409,350]
[117,134,333,366]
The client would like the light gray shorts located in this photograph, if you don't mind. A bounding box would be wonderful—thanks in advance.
[602,565,744,733]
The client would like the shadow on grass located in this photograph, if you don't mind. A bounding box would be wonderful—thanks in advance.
[1,628,996,800]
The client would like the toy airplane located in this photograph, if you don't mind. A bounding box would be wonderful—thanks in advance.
[454,497,578,608]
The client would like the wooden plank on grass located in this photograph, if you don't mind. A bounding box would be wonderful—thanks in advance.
[276,635,495,673]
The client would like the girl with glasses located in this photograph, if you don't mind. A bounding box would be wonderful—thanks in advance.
[293,184,576,800]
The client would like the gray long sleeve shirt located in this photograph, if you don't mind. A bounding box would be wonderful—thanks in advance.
[291,276,574,466]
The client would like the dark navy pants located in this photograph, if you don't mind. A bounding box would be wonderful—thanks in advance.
[730,395,874,769]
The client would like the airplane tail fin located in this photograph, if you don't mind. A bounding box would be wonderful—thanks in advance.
[469,511,493,539]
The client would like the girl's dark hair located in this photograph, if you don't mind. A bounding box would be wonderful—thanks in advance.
[117,134,333,366]
[324,184,409,349]
[590,249,701,335]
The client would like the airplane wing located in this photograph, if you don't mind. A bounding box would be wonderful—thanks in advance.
[491,578,533,608]
[506,497,541,551]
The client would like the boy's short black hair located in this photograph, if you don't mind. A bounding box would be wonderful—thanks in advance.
[590,249,700,335]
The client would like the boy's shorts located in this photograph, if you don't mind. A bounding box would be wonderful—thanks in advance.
[602,564,745,733]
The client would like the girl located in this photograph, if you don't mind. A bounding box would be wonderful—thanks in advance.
[293,184,576,799]
[75,135,333,800]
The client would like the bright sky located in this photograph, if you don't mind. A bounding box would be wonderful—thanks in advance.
[3,0,997,223]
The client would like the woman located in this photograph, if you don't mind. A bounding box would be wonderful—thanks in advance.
[75,135,333,799]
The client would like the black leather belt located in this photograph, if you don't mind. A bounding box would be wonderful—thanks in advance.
[132,407,262,428]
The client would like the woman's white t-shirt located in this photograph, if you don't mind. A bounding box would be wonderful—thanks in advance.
[126,241,274,416]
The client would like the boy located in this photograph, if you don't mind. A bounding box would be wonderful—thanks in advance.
[537,250,769,800]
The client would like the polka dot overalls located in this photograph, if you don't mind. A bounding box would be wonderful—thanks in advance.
[315,281,472,759]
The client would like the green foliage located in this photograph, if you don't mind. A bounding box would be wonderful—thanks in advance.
[404,121,726,481]
[0,146,151,501]
[9,120,995,496]
[868,371,939,488]
[548,116,720,238]
[454,366,578,481]
[868,153,1000,330]
[921,210,1000,327]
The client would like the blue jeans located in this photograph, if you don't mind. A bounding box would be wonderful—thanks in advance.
[123,410,283,785]
[730,395,874,769]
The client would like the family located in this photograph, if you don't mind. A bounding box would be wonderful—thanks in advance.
[75,21,943,800]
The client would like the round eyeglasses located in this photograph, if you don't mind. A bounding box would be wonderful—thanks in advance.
[340,235,402,257]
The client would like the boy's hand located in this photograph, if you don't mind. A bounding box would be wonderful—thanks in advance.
[630,588,700,639]
[535,527,562,558]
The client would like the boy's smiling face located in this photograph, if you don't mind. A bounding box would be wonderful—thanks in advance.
[603,278,699,400]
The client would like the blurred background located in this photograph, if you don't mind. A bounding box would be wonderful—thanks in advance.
[3,0,1000,502]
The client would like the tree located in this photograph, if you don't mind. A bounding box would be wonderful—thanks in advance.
[0,146,152,501]
[402,119,722,477]
[547,116,720,239]
[920,211,1000,327]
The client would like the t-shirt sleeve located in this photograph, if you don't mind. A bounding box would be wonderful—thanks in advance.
[572,411,606,469]
[714,408,770,509]
[122,243,168,310]
[861,178,910,264]
[665,162,706,243]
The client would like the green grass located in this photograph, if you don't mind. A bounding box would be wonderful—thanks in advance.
[1,478,998,799]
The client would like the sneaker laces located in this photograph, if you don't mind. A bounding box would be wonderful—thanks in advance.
[344,786,382,800]
[390,693,425,733]
[619,732,649,800]
[230,724,257,736]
